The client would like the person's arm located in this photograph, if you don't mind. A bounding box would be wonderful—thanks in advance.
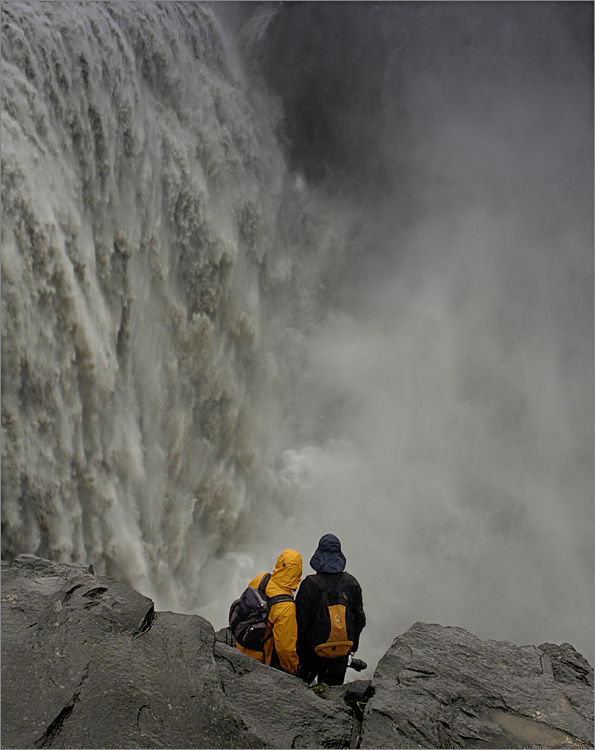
[349,577,366,652]
[270,600,299,674]
[295,576,316,656]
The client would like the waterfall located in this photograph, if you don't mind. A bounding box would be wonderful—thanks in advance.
[1,0,345,604]
[2,1,593,671]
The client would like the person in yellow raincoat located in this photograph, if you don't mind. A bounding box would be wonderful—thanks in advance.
[236,549,302,675]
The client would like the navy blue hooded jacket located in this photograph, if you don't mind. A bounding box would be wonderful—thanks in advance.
[295,534,366,657]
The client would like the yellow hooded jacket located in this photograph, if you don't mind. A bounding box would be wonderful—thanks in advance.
[237,549,302,674]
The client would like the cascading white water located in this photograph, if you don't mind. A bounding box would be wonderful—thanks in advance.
[1,0,347,605]
[2,1,593,674]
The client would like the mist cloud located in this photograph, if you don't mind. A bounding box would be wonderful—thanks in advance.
[204,2,594,672]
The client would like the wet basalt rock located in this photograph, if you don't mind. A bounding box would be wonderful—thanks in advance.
[2,556,593,749]
[360,621,594,749]
[214,640,353,748]
[1,555,351,749]
[1,555,261,749]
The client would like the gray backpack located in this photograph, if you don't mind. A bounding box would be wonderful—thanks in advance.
[228,573,293,651]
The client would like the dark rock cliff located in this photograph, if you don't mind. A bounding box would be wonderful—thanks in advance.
[360,621,593,749]
[2,555,593,749]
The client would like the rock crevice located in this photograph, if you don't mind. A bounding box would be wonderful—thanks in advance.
[34,665,90,749]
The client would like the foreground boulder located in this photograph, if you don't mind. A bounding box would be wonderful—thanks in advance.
[1,555,259,748]
[2,555,593,749]
[214,641,352,747]
[361,621,594,749]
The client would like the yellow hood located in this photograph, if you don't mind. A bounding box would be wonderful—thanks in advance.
[267,549,302,594]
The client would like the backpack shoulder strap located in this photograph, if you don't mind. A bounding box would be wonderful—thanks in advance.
[257,572,272,596]
[257,573,292,607]
[311,574,327,592]
[268,593,294,607]
[312,573,344,592]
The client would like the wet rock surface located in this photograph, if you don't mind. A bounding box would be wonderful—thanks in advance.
[2,556,593,749]
[314,679,373,749]
[360,621,594,749]
[214,641,353,748]
[1,555,263,749]
[1,555,352,748]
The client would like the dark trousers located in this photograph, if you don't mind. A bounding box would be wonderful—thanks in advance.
[297,651,349,686]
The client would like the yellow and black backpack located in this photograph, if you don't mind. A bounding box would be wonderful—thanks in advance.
[308,574,354,658]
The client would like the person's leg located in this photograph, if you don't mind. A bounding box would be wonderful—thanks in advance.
[318,656,349,686]
[297,652,319,684]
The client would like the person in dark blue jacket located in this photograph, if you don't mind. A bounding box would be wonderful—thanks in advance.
[296,533,366,685]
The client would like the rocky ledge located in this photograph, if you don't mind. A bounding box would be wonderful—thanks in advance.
[2,555,593,749]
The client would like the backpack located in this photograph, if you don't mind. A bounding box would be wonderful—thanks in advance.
[307,573,354,659]
[228,572,294,651]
